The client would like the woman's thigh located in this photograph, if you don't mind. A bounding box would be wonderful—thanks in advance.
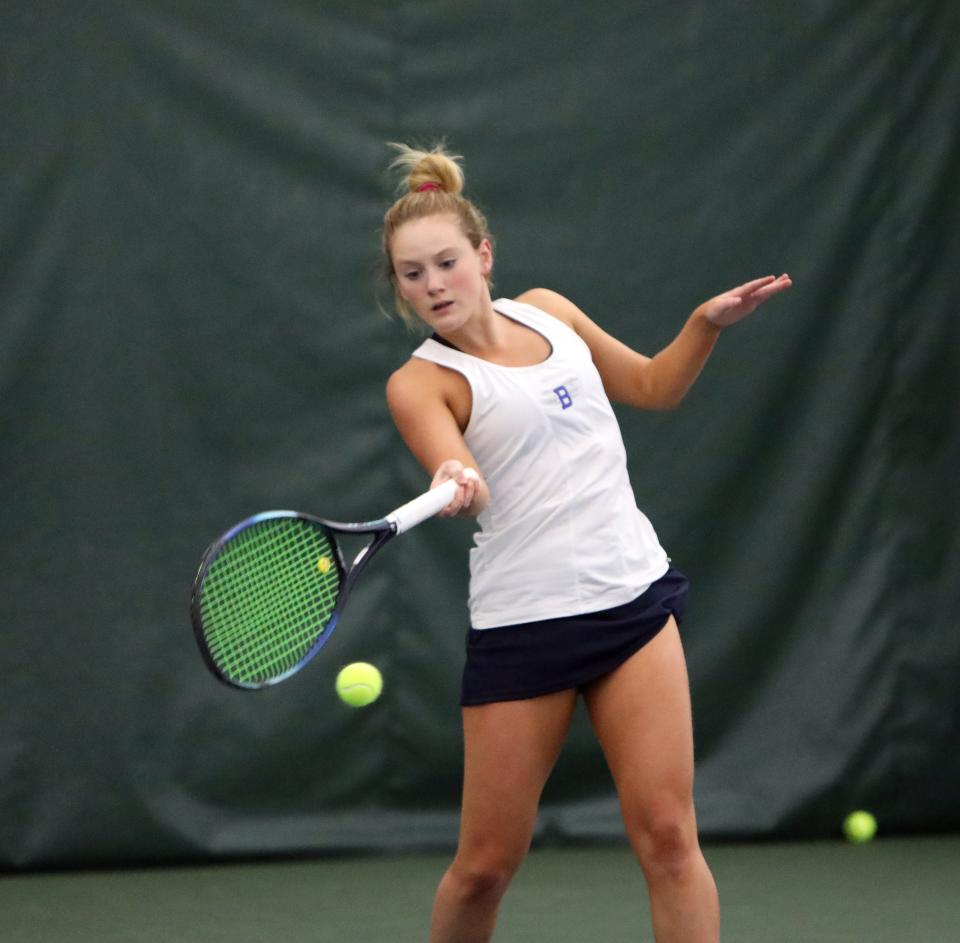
[582,617,696,827]
[456,689,579,862]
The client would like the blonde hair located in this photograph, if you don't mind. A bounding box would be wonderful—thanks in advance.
[382,143,494,327]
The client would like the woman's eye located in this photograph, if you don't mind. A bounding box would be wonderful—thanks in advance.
[440,258,456,269]
[404,271,420,280]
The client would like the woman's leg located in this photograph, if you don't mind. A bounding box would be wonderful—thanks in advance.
[429,689,578,943]
[583,617,720,943]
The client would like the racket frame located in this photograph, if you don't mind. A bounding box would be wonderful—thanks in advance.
[190,478,460,690]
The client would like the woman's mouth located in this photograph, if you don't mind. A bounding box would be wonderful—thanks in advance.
[431,300,454,313]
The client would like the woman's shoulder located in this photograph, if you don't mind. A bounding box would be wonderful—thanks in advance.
[388,353,441,396]
[387,348,472,434]
[387,348,464,407]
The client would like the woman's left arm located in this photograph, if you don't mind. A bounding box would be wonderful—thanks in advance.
[517,275,791,410]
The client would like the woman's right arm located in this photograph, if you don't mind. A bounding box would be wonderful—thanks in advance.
[386,359,488,518]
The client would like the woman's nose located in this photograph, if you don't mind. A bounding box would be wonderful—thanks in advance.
[425,267,443,293]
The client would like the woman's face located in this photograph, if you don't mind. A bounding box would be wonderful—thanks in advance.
[390,213,492,333]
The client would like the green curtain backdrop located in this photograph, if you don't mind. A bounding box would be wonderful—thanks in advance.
[2,0,958,869]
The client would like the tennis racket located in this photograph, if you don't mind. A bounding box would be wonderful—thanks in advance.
[190,476,464,690]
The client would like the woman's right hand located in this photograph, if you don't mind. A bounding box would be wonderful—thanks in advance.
[431,460,482,517]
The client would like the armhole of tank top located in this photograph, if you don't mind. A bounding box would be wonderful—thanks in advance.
[491,299,559,360]
[411,340,478,439]
[496,298,587,358]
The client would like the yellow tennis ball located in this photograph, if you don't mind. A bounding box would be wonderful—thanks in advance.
[317,555,332,575]
[335,662,382,708]
[843,810,877,844]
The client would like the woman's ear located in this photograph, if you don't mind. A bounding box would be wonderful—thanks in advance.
[479,239,493,276]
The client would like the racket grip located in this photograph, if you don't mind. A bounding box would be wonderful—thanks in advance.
[387,474,472,535]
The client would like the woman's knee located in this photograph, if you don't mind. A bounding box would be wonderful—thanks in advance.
[447,849,525,902]
[629,808,701,882]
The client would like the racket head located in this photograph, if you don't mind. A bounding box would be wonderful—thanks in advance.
[190,511,348,690]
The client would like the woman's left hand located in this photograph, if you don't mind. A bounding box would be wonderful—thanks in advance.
[699,274,792,328]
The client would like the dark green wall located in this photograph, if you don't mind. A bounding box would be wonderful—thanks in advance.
[2,0,958,869]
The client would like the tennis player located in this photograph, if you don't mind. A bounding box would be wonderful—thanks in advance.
[382,143,791,943]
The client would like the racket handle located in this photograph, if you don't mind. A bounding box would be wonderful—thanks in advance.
[387,472,474,535]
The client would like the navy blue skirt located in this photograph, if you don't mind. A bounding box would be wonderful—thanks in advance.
[461,567,689,706]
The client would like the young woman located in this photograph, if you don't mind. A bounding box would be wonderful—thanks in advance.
[382,143,791,943]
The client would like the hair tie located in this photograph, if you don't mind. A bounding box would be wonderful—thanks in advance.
[415,182,442,192]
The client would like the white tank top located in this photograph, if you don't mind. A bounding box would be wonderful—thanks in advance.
[412,298,669,629]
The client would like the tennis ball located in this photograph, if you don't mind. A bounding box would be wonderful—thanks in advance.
[335,662,382,708]
[843,810,877,844]
[317,555,332,575]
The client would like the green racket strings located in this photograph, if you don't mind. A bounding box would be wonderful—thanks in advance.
[198,518,341,685]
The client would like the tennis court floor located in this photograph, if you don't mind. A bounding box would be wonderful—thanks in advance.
[2,836,957,942]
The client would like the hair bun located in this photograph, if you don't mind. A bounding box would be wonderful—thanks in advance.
[388,143,464,195]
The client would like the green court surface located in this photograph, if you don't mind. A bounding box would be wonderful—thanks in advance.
[2,837,957,942]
